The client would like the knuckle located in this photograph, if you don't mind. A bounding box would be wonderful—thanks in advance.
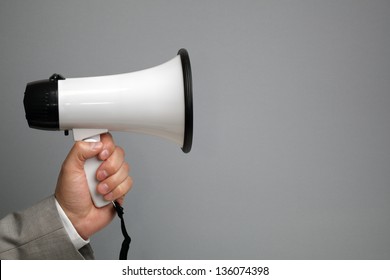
[126,176,133,191]
[103,156,118,174]
[110,176,133,201]
[116,146,125,157]
[122,161,130,173]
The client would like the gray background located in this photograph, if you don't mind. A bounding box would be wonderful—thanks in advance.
[1,0,389,259]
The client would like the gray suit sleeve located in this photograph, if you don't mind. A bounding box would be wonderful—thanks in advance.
[0,196,94,260]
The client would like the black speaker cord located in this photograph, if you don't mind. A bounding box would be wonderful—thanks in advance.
[113,201,131,260]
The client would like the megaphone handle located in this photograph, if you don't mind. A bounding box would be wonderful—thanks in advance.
[83,135,112,208]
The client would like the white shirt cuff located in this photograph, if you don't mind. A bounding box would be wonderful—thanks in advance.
[54,198,90,250]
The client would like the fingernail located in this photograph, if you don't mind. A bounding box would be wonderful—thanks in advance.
[91,142,103,151]
[100,149,110,160]
[98,183,109,194]
[97,170,108,181]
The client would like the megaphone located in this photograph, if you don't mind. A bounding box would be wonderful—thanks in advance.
[23,48,193,207]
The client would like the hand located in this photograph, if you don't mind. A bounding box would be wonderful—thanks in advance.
[55,133,133,240]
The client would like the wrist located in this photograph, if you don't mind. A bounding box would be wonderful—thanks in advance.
[54,193,91,240]
[54,198,90,248]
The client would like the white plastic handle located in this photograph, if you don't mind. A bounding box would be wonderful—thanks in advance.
[83,134,112,208]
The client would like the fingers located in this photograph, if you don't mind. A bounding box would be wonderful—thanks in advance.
[96,137,133,202]
[101,175,133,202]
[97,146,125,180]
[98,133,116,161]
[97,164,133,201]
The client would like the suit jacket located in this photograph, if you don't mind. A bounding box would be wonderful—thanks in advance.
[0,196,94,260]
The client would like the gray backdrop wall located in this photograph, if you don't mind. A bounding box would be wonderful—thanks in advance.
[1,0,389,259]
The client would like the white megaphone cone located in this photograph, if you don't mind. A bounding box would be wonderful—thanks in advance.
[24,49,193,207]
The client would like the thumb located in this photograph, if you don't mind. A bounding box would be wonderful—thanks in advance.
[68,141,104,169]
